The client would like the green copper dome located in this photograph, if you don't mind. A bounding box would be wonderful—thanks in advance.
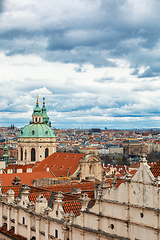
[18,96,56,138]
[18,123,56,138]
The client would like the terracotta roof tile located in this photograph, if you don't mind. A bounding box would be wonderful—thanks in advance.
[0,172,54,186]
[5,164,34,173]
[63,201,81,216]
[0,224,27,240]
[32,152,86,177]
[151,160,160,177]
[2,185,22,198]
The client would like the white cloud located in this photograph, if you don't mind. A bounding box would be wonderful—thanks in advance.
[0,0,160,128]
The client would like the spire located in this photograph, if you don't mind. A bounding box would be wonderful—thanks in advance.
[42,97,49,125]
[36,94,39,105]
[32,95,42,117]
[3,142,9,167]
[43,97,46,110]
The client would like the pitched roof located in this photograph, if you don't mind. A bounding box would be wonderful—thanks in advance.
[0,171,54,186]
[2,185,22,198]
[0,224,27,240]
[5,164,34,172]
[151,160,160,177]
[32,152,85,177]
[129,162,140,169]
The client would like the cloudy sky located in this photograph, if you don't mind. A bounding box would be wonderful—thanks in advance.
[0,0,160,129]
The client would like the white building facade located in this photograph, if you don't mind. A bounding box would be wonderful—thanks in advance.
[0,155,160,239]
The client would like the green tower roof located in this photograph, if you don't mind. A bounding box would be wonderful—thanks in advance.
[32,95,43,116]
[3,144,9,167]
[42,97,49,125]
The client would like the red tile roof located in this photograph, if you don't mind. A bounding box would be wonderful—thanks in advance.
[63,201,82,216]
[41,181,95,193]
[129,169,137,177]
[0,172,54,186]
[0,224,27,240]
[105,178,125,188]
[151,160,160,178]
[5,164,34,173]
[129,162,140,169]
[2,185,22,198]
[32,152,85,177]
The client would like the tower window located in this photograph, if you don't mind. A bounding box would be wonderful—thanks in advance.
[55,229,58,238]
[25,150,27,160]
[31,148,36,161]
[21,148,23,161]
[22,217,25,225]
[45,148,49,158]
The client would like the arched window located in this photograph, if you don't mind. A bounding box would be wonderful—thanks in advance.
[45,148,49,158]
[31,148,36,161]
[25,150,27,160]
[21,148,23,161]
[89,164,92,174]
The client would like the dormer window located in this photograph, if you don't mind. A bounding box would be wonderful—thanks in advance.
[32,130,35,135]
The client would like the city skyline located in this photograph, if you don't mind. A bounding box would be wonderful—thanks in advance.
[0,1,160,129]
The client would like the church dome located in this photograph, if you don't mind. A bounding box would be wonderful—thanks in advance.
[19,123,56,138]
[18,96,56,138]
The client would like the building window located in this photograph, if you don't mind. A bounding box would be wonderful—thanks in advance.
[25,150,27,160]
[45,148,49,158]
[31,148,36,161]
[140,212,144,218]
[36,118,37,122]
[39,118,41,122]
[56,210,58,217]
[89,165,92,174]
[22,217,25,225]
[55,229,58,238]
[110,224,114,229]
[21,148,23,161]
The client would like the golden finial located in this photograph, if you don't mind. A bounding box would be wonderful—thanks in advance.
[36,94,39,105]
